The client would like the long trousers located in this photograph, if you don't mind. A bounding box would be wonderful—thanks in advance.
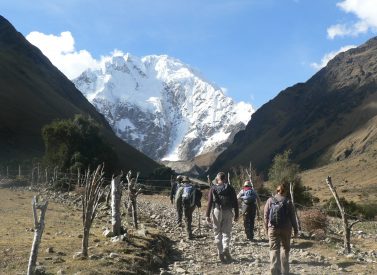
[242,203,256,240]
[212,207,233,254]
[268,227,292,275]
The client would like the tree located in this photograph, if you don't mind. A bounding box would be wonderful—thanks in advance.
[42,115,117,173]
[268,150,314,206]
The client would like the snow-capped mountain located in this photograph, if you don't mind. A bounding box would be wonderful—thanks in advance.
[73,52,254,161]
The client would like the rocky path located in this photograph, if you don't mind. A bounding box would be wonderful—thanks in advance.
[138,195,340,275]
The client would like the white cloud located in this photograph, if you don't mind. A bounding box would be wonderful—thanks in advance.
[327,0,377,39]
[310,45,356,70]
[26,31,99,79]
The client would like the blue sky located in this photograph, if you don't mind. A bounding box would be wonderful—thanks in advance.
[1,0,377,108]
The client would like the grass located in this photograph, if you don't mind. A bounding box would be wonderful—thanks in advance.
[300,152,377,204]
[0,187,169,275]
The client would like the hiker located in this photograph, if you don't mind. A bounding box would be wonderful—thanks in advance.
[237,180,260,241]
[175,176,202,239]
[264,184,298,275]
[171,175,183,226]
[127,178,141,229]
[206,172,239,263]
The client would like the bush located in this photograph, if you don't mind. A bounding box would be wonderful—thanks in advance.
[324,197,377,220]
[300,209,328,237]
[358,203,377,220]
[268,150,316,206]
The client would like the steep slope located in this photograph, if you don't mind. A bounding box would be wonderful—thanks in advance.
[73,53,253,161]
[210,36,377,175]
[0,16,158,174]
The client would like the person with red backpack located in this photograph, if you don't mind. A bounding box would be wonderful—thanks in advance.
[206,172,239,263]
[237,180,260,241]
[264,184,298,275]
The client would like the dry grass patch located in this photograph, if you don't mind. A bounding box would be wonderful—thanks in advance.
[0,188,169,275]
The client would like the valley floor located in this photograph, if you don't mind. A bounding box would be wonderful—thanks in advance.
[0,186,376,274]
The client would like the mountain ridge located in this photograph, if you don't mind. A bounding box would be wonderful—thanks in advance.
[0,15,158,174]
[209,36,377,175]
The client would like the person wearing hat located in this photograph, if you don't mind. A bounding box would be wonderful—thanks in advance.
[171,175,184,226]
[237,180,260,241]
[175,176,202,239]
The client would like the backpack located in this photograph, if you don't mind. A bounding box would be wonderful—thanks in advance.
[213,184,233,209]
[269,196,289,227]
[182,185,195,208]
[243,189,257,205]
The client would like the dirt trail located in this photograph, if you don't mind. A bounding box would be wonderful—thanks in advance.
[139,194,377,275]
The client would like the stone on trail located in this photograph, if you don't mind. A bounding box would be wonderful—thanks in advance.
[109,252,120,258]
[111,235,126,242]
[35,265,47,275]
[45,247,54,253]
[175,267,186,273]
[103,229,114,238]
[72,251,86,260]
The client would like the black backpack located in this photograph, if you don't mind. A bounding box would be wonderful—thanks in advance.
[213,184,233,209]
[269,196,289,227]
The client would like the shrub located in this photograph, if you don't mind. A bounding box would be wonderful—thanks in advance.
[268,150,316,206]
[358,203,377,220]
[324,197,359,218]
[300,209,328,237]
[324,197,377,220]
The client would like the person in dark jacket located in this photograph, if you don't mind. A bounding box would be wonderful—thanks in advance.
[206,172,239,263]
[264,184,298,275]
[171,175,183,226]
[175,176,202,239]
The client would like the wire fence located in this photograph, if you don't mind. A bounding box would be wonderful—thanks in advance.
[1,164,374,228]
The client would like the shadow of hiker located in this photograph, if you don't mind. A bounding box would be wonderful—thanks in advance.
[292,241,314,249]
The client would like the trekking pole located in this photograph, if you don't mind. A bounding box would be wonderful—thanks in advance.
[289,182,301,232]
[207,175,212,187]
[198,207,201,237]
[227,172,231,185]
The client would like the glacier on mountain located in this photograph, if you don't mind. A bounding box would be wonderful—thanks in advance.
[73,51,254,161]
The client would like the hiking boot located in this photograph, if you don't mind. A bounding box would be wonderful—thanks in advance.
[223,249,232,262]
[218,253,226,263]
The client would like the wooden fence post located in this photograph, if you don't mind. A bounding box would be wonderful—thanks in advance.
[289,182,301,232]
[18,165,21,178]
[45,168,48,185]
[27,196,48,275]
[111,174,123,236]
[326,176,360,253]
[126,171,141,229]
[31,168,35,188]
[37,163,40,184]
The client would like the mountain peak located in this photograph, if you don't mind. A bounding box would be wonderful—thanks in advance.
[74,52,254,161]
